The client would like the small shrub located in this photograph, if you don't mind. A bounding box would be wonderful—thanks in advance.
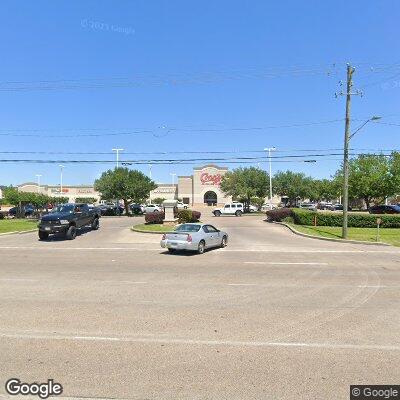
[145,212,165,224]
[191,210,201,221]
[177,209,201,223]
[266,208,293,222]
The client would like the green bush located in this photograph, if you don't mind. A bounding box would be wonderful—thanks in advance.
[177,209,201,223]
[292,209,400,228]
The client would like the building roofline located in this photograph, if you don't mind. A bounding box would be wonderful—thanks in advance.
[193,164,228,171]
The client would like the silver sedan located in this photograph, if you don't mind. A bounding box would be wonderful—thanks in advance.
[160,223,228,254]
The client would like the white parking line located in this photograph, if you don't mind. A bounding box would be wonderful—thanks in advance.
[0,246,398,254]
[0,331,399,351]
[227,283,257,286]
[244,262,329,265]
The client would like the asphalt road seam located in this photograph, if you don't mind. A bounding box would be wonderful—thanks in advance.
[0,332,399,351]
[0,246,399,254]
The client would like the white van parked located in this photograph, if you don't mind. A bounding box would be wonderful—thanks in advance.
[213,203,244,217]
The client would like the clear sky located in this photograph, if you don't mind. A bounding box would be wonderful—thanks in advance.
[0,0,399,186]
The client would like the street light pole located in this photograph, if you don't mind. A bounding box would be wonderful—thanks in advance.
[59,165,64,196]
[35,174,42,193]
[112,148,124,168]
[264,147,276,209]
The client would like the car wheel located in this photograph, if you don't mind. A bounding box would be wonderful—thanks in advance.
[38,231,49,240]
[197,240,205,254]
[168,248,175,253]
[220,236,227,248]
[91,218,99,230]
[184,206,188,209]
[66,225,77,240]
[214,211,221,217]
[235,210,242,217]
[153,209,159,213]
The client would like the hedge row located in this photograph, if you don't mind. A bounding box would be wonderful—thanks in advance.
[145,210,201,224]
[267,208,400,228]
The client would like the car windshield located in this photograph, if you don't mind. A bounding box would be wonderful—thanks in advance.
[174,224,201,232]
[52,204,74,213]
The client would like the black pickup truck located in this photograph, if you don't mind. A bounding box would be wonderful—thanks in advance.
[38,203,100,240]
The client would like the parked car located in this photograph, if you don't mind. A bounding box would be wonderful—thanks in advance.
[213,203,243,217]
[317,202,333,210]
[261,203,276,212]
[160,223,228,254]
[248,204,259,212]
[145,204,162,213]
[98,203,124,215]
[299,203,317,211]
[176,201,188,209]
[331,204,352,211]
[38,203,101,240]
[369,205,400,214]
[9,204,35,217]
[130,203,145,214]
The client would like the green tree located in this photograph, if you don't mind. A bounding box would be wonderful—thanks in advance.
[334,154,394,209]
[273,171,313,206]
[220,167,269,212]
[309,179,341,202]
[94,168,157,214]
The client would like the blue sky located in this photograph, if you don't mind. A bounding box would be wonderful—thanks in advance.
[0,0,399,186]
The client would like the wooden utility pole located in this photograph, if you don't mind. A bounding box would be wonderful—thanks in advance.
[342,64,354,239]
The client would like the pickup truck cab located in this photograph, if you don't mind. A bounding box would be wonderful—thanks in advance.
[213,203,244,217]
[38,203,100,240]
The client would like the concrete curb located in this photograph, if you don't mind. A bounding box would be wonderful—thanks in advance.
[131,227,170,235]
[271,221,391,246]
[0,229,37,236]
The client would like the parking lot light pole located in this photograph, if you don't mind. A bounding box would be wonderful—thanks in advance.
[59,165,64,196]
[264,147,276,210]
[342,115,381,238]
[112,148,124,168]
[35,174,42,193]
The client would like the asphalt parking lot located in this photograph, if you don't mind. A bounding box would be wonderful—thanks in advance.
[0,215,400,399]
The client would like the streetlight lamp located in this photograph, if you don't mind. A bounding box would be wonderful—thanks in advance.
[264,147,276,210]
[112,148,124,168]
[342,116,381,238]
[35,174,42,193]
[59,165,65,195]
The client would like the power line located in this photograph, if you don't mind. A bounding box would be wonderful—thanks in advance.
[0,119,344,137]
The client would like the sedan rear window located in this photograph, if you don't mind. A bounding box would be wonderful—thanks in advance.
[174,224,201,232]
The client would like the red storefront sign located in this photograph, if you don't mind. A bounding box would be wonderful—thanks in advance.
[200,173,222,186]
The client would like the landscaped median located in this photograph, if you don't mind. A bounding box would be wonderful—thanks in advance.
[0,219,38,234]
[266,208,400,246]
[131,209,202,234]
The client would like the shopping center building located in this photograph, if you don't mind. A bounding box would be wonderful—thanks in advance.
[13,165,235,205]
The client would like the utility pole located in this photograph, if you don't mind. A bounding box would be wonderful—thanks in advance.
[264,147,276,210]
[112,148,124,168]
[342,64,354,239]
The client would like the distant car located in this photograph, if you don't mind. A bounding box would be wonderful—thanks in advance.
[248,204,258,212]
[145,204,162,213]
[130,204,145,214]
[317,202,333,210]
[9,204,35,217]
[369,205,400,214]
[160,223,228,254]
[261,203,276,212]
[213,203,243,217]
[331,204,352,211]
[176,201,188,209]
[299,203,317,211]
